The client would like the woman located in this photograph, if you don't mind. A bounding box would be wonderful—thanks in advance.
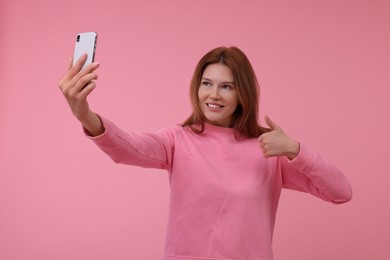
[59,46,352,260]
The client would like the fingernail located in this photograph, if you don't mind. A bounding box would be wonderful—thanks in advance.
[93,61,100,66]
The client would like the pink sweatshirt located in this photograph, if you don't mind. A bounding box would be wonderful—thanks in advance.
[87,116,352,260]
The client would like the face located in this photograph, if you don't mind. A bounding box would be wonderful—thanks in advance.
[198,63,239,127]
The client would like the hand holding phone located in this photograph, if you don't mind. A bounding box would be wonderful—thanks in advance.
[59,31,100,132]
[73,32,98,71]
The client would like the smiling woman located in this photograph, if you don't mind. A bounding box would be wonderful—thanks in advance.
[183,47,269,138]
[198,63,239,127]
[1,0,389,258]
[58,46,352,260]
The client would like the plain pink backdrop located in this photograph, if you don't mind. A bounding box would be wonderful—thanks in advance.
[1,0,389,259]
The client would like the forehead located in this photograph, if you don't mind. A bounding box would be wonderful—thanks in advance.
[202,63,234,82]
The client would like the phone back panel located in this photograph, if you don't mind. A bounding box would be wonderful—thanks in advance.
[73,32,97,70]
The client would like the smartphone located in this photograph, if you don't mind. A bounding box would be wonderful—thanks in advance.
[72,32,98,71]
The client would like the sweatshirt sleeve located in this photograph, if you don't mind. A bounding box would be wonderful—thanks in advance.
[280,144,352,204]
[85,116,175,171]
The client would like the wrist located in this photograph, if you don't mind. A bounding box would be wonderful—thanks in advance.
[79,110,105,136]
[76,109,91,125]
[285,138,300,160]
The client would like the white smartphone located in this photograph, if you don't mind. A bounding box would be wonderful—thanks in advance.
[72,32,98,71]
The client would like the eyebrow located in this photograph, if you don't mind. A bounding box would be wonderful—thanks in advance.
[201,77,235,84]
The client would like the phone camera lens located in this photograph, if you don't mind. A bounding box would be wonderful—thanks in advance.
[76,35,80,42]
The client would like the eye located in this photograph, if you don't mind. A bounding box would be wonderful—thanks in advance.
[221,84,232,90]
[201,81,211,87]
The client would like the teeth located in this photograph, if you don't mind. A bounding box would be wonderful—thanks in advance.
[207,103,223,108]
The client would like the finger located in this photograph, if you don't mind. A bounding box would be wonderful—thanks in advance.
[59,56,79,90]
[73,61,100,82]
[258,132,269,144]
[73,53,88,71]
[261,147,270,158]
[67,61,99,90]
[82,61,100,74]
[262,148,274,158]
[74,72,98,92]
[61,54,87,84]
[265,115,282,131]
[68,53,89,78]
[78,81,96,99]
[67,56,73,70]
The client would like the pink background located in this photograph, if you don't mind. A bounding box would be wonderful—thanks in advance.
[1,0,389,259]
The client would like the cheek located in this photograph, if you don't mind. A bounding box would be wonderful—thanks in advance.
[197,89,205,111]
[228,92,239,107]
[198,88,206,101]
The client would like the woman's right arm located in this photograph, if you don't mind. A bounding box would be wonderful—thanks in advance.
[88,116,175,170]
[58,54,104,136]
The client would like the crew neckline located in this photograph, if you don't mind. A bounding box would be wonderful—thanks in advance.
[204,122,235,134]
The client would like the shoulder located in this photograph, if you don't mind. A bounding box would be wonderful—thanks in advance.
[153,124,195,143]
[156,124,190,135]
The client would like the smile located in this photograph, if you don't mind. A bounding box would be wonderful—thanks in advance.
[207,103,224,109]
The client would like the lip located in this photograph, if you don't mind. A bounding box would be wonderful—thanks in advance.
[206,102,224,109]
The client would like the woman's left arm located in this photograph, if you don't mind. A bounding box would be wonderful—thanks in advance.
[258,116,352,203]
[279,144,352,204]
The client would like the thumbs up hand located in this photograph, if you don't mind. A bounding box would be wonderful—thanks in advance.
[258,115,300,160]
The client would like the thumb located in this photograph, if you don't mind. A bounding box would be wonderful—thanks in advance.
[265,115,282,131]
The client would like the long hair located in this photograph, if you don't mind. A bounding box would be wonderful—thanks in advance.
[182,46,269,138]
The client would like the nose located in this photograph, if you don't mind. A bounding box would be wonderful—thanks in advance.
[209,86,220,99]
